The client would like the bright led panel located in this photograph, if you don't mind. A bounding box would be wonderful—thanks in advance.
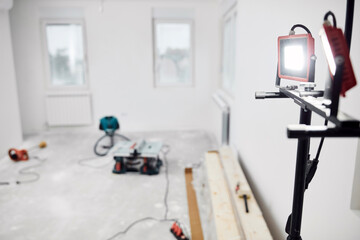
[278,34,315,82]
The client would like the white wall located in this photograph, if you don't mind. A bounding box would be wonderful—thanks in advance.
[228,0,360,239]
[0,3,23,155]
[10,0,220,134]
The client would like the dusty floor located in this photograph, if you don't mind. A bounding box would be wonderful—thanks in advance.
[0,128,217,240]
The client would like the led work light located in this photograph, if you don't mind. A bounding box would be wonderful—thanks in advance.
[319,11,357,96]
[278,25,315,82]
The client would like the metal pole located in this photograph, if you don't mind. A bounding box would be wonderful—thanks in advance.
[330,56,345,118]
[287,108,312,240]
[344,0,354,50]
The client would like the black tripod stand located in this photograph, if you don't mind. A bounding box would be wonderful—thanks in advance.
[255,1,359,239]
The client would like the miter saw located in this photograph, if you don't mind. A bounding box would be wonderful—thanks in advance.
[112,139,163,175]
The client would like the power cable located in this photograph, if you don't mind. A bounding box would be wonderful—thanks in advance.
[305,119,329,189]
[79,132,130,168]
[94,133,130,157]
[315,119,328,161]
[0,156,46,185]
[77,156,113,169]
[290,24,312,35]
[162,145,171,220]
[324,11,337,27]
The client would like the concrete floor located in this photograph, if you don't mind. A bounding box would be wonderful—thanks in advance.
[0,129,217,240]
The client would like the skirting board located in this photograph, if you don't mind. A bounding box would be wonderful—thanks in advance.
[205,148,273,240]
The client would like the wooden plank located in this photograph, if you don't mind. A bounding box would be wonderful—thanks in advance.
[205,151,242,240]
[219,146,273,240]
[185,168,204,240]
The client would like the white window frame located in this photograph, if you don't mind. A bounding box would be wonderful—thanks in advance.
[152,19,194,87]
[221,6,237,96]
[40,19,89,91]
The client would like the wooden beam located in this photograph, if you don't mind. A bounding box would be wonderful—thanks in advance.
[185,168,204,240]
[205,151,242,240]
[219,146,273,240]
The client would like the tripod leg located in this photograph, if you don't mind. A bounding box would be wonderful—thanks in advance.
[287,108,312,240]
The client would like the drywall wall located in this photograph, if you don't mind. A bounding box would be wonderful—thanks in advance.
[9,0,220,134]
[0,5,23,155]
[228,0,360,239]
[351,139,360,211]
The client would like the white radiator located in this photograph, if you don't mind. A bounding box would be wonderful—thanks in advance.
[212,91,230,145]
[45,92,92,126]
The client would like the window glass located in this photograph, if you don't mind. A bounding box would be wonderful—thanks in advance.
[154,21,192,86]
[45,23,85,86]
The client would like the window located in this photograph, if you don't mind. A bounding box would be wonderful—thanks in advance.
[221,8,237,93]
[42,20,87,88]
[153,20,193,87]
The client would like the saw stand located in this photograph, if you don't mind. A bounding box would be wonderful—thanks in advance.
[255,2,359,239]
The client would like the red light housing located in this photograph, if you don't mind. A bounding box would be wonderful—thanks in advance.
[319,23,356,96]
[278,34,315,82]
